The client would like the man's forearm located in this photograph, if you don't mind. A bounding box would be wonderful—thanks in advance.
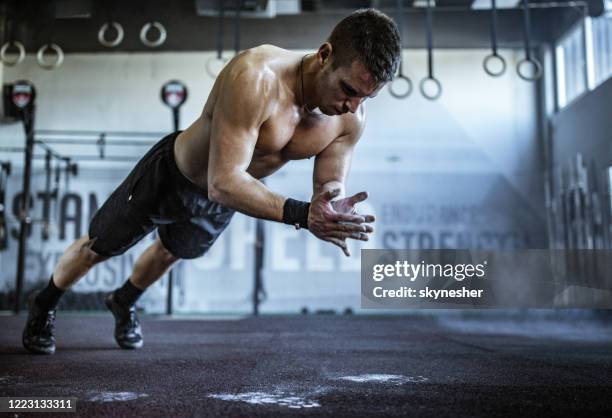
[209,174,287,222]
[313,181,345,201]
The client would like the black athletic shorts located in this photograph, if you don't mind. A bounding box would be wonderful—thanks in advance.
[89,131,234,259]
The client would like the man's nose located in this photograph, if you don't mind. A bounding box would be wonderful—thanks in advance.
[346,97,365,113]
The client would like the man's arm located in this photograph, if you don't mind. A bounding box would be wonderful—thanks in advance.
[206,65,286,222]
[312,112,365,200]
[308,112,375,256]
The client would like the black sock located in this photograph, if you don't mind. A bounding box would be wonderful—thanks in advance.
[114,278,144,307]
[34,276,65,311]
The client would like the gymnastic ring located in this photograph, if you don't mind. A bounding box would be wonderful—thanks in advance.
[140,21,167,48]
[205,56,229,79]
[419,77,442,101]
[516,57,542,82]
[483,53,506,77]
[98,21,124,47]
[389,74,412,99]
[0,41,25,67]
[36,44,64,70]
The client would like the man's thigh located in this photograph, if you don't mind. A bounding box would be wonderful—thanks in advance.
[88,133,177,256]
[88,168,157,257]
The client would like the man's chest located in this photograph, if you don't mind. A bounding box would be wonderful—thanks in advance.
[255,109,342,161]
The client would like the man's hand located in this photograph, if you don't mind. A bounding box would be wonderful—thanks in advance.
[308,188,375,257]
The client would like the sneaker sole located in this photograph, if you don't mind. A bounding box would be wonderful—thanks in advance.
[117,339,143,349]
[22,336,55,355]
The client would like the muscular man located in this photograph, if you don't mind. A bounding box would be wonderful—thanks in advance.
[23,8,401,354]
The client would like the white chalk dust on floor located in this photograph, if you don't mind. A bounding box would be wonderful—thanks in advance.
[337,374,429,384]
[0,375,28,389]
[207,374,429,409]
[88,391,149,402]
[0,375,23,383]
[208,392,321,409]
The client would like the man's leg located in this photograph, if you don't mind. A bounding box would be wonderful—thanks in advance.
[109,236,178,312]
[23,235,108,355]
[23,132,180,354]
[130,236,178,290]
[53,235,109,289]
[105,236,178,350]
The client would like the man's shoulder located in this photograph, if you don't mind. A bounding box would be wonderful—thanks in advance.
[222,45,287,95]
[248,43,287,56]
[338,105,367,141]
[227,44,287,75]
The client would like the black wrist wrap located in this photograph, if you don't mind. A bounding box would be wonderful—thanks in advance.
[282,198,310,230]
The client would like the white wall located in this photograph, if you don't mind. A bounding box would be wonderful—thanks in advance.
[0,49,545,313]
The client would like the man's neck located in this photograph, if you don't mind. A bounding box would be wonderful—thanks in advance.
[299,53,317,113]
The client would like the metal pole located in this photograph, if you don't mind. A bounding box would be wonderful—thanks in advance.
[14,107,35,313]
[35,138,157,147]
[36,129,168,137]
[166,107,180,316]
[172,109,179,135]
[166,265,174,315]
[252,210,265,316]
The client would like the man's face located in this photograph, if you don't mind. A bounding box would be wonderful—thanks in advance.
[316,57,384,116]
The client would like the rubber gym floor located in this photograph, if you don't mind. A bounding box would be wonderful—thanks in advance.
[1,312,611,417]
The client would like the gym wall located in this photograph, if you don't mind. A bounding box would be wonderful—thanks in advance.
[551,76,612,176]
[0,47,546,313]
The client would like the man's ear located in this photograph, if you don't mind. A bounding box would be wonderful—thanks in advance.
[318,42,333,66]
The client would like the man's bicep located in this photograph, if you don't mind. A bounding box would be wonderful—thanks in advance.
[313,111,366,189]
[313,136,356,191]
[208,107,258,177]
[207,69,272,183]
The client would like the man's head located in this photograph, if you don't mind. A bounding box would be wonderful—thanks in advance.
[312,8,400,115]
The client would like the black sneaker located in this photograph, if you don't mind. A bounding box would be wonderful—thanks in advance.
[105,292,143,349]
[22,294,56,355]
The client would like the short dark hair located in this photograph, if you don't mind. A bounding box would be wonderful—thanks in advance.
[327,8,401,83]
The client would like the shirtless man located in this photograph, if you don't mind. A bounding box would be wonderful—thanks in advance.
[22,8,401,354]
